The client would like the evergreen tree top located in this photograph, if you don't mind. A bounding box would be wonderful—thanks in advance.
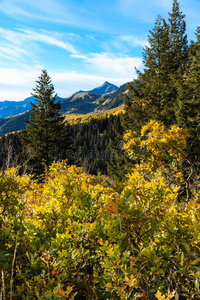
[21,70,69,176]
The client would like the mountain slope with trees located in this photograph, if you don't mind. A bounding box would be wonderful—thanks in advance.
[0,1,200,298]
[0,81,118,119]
[0,83,127,136]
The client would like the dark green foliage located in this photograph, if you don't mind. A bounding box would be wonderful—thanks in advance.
[142,16,174,125]
[123,79,149,132]
[175,27,200,164]
[67,114,125,176]
[123,0,188,130]
[0,114,127,179]
[21,70,71,176]
[168,0,188,73]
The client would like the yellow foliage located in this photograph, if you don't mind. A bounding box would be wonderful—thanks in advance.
[123,120,188,187]
[155,290,176,300]
[123,120,188,167]
[1,155,200,298]
[64,105,124,124]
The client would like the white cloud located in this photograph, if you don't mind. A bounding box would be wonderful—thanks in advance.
[0,68,40,100]
[0,27,78,63]
[19,29,78,54]
[0,68,39,86]
[0,45,30,61]
[0,67,133,101]
[71,52,142,78]
[119,35,148,48]
[0,0,75,24]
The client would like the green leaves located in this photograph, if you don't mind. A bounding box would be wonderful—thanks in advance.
[0,141,200,298]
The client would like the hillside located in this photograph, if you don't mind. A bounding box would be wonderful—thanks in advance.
[88,81,118,95]
[0,97,33,118]
[60,82,128,115]
[60,92,100,114]
[64,104,124,124]
[0,111,29,136]
[95,82,129,111]
[0,82,129,136]
[0,81,118,119]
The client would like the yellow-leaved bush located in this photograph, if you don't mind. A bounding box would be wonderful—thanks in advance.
[0,121,200,299]
[123,120,188,171]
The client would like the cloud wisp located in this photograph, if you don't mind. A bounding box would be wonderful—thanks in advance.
[19,29,78,54]
[0,27,78,63]
[0,64,138,101]
[0,0,76,24]
[119,35,148,48]
[0,0,110,33]
[72,52,142,79]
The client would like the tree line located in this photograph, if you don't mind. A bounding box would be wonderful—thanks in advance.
[0,0,199,190]
[1,1,200,298]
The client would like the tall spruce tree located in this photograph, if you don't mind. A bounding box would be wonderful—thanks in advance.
[123,0,188,130]
[22,70,69,176]
[168,0,188,74]
[175,27,200,163]
[123,16,172,129]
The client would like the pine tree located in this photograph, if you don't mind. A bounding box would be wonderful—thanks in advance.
[168,0,188,74]
[123,79,148,132]
[123,16,172,129]
[141,16,173,125]
[175,27,200,163]
[123,0,188,130]
[22,70,70,176]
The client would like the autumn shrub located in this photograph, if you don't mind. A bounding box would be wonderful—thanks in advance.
[0,121,200,299]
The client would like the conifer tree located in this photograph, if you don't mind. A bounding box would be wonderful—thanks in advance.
[123,0,188,130]
[123,16,172,129]
[175,27,200,163]
[22,70,69,176]
[168,0,188,73]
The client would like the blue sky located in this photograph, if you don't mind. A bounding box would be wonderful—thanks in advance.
[0,0,199,101]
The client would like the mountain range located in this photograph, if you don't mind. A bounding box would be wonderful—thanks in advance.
[0,82,119,118]
[0,81,129,136]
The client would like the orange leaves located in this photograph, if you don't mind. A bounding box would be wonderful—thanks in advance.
[107,205,117,215]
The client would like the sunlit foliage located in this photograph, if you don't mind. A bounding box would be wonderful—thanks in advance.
[0,119,200,299]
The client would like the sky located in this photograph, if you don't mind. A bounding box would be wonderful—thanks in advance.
[0,0,199,101]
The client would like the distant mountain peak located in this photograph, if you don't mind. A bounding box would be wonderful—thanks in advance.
[89,82,118,95]
[72,81,118,97]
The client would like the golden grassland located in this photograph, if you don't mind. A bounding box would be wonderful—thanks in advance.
[64,104,125,124]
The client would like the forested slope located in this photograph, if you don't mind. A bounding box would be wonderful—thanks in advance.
[0,1,200,299]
